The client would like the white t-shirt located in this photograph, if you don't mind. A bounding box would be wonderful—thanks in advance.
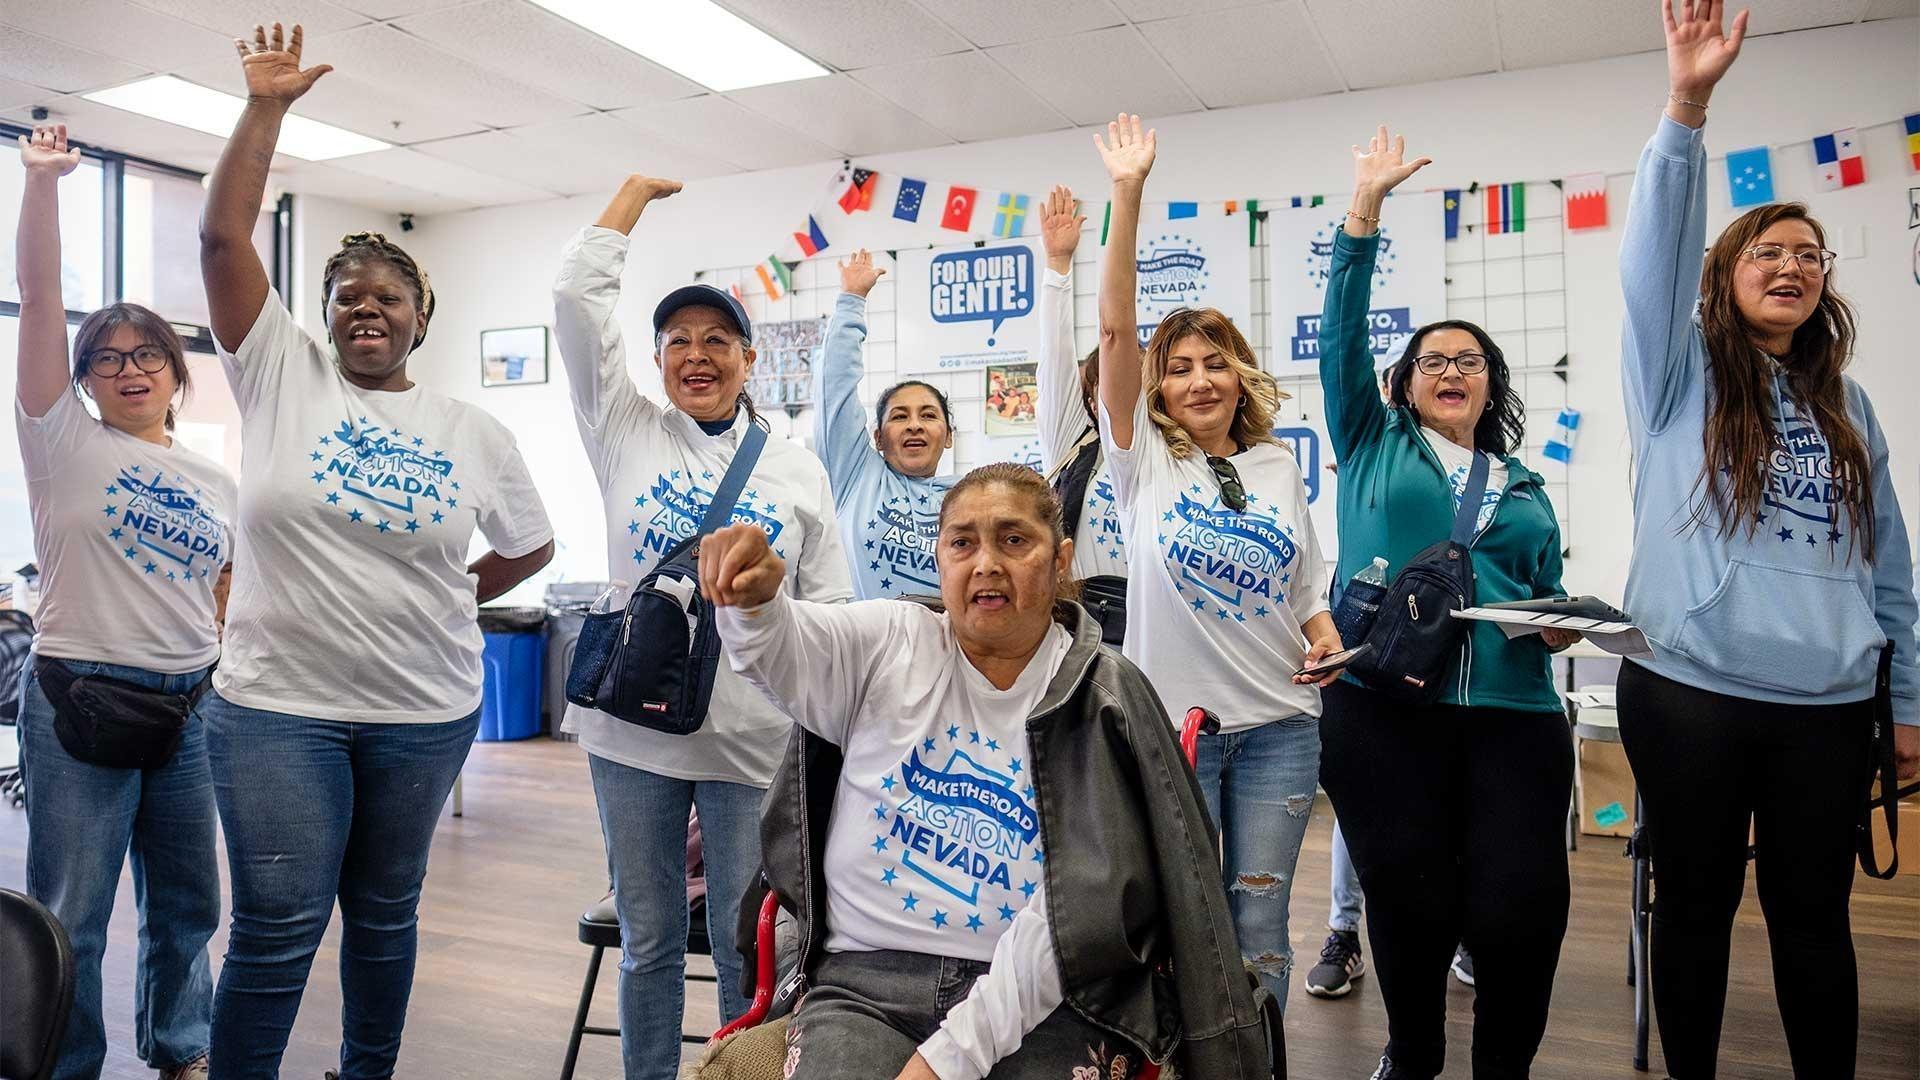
[553,226,854,786]
[1036,268,1127,581]
[1420,427,1507,537]
[16,391,237,672]
[718,590,1069,1080]
[214,292,553,723]
[1100,392,1330,731]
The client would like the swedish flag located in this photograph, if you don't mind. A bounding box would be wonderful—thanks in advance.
[992,193,1030,238]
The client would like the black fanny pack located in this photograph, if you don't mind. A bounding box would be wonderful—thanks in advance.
[34,656,209,770]
[1078,575,1128,647]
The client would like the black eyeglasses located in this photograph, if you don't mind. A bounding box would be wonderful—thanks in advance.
[85,345,172,378]
[1207,454,1247,512]
[1412,352,1488,376]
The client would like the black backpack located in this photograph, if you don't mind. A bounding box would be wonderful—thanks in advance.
[566,424,767,735]
[1048,428,1127,646]
[1348,451,1488,702]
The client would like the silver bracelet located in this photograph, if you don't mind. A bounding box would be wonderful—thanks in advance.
[1668,93,1709,110]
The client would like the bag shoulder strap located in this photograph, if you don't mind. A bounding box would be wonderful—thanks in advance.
[1448,450,1490,547]
[1045,426,1099,486]
[1860,641,1902,880]
[1050,428,1102,542]
[697,423,769,538]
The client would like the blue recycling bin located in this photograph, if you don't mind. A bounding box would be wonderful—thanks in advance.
[478,607,545,741]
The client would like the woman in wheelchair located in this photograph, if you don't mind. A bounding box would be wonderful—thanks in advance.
[698,463,1272,1080]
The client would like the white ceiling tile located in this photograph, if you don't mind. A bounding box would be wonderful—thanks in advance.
[716,0,970,69]
[1740,0,1883,32]
[0,26,146,93]
[921,0,1126,48]
[1863,0,1917,17]
[394,0,704,109]
[985,26,1202,125]
[853,52,1069,142]
[2,95,229,171]
[323,146,557,206]
[608,95,838,171]
[3,0,235,71]
[1304,0,1499,88]
[126,0,372,35]
[1139,2,1343,106]
[410,129,619,197]
[304,22,590,128]
[330,0,468,16]
[1110,0,1256,18]
[725,74,957,155]
[1493,0,1661,70]
[167,57,486,146]
[267,158,477,212]
[0,78,49,111]
[418,112,738,199]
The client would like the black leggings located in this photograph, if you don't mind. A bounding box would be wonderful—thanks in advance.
[1616,661,1875,1080]
[1319,681,1573,1079]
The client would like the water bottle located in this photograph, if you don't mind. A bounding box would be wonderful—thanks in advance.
[1332,557,1390,645]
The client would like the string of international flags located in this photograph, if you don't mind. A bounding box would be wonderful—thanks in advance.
[738,112,1920,301]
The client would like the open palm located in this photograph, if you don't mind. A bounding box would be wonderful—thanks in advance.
[1352,124,1431,195]
[235,22,332,105]
[1094,113,1156,184]
[1664,0,1747,94]
[1039,185,1084,260]
[18,125,81,176]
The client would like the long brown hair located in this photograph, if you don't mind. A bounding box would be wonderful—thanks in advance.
[1142,308,1282,459]
[72,302,191,432]
[1697,203,1872,560]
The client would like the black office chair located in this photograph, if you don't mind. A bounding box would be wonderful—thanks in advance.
[0,610,35,810]
[0,887,76,1080]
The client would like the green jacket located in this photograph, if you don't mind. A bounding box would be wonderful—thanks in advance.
[1320,230,1566,714]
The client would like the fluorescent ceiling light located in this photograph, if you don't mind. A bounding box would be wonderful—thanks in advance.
[529,0,828,92]
[84,76,391,162]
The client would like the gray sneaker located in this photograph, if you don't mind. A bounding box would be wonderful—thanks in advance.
[1304,929,1366,998]
[1450,944,1476,987]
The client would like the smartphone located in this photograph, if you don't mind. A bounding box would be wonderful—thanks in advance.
[1295,642,1373,680]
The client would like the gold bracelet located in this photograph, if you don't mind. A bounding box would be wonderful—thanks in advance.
[1346,208,1380,224]
[1668,93,1708,110]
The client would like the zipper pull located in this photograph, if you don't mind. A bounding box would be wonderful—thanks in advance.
[622,602,636,646]
[1408,594,1419,621]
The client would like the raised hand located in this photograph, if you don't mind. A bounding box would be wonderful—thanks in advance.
[698,523,786,609]
[1352,124,1432,196]
[1664,0,1747,98]
[1093,113,1156,185]
[17,124,81,176]
[1039,185,1085,264]
[234,22,333,106]
[838,248,886,298]
[627,175,683,203]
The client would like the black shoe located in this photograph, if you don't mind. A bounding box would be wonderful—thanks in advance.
[1450,944,1475,987]
[1369,1054,1410,1079]
[1304,929,1366,998]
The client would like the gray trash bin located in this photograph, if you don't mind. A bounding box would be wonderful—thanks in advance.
[544,581,609,740]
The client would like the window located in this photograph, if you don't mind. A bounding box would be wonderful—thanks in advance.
[0,150,106,313]
[122,163,279,329]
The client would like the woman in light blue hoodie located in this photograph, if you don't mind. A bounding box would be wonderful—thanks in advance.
[1618,4,1917,1077]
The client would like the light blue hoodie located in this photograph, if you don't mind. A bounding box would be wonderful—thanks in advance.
[814,292,954,601]
[1620,115,1916,725]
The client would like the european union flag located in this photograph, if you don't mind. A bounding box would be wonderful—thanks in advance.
[1725,146,1773,208]
[894,178,927,223]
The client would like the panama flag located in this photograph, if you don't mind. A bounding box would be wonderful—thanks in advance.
[1811,128,1864,190]
[1484,182,1526,234]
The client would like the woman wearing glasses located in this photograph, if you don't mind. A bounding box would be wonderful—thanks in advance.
[13,124,233,1080]
[1618,5,1915,1075]
[1092,114,1340,1015]
[1315,125,1576,1080]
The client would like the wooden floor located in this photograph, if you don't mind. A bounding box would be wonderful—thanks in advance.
[2,737,1915,1080]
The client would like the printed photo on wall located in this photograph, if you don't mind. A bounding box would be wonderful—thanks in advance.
[481,326,549,387]
[983,362,1038,437]
[746,316,827,410]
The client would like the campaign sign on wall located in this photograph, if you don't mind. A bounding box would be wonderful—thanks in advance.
[1267,191,1446,373]
[1101,210,1252,346]
[897,237,1044,374]
[1274,420,1341,564]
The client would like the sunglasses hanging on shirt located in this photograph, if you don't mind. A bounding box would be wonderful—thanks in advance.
[1206,454,1248,512]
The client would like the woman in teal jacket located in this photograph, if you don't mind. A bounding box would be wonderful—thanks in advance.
[1316,126,1578,1080]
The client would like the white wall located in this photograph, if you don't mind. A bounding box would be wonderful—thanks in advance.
[318,18,1920,604]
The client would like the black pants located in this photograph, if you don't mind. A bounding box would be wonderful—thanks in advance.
[1616,661,1875,1080]
[1319,681,1573,1079]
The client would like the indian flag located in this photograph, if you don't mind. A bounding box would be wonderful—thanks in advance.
[755,255,791,300]
[1484,183,1526,234]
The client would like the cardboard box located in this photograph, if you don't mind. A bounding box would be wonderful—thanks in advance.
[1577,735,1637,838]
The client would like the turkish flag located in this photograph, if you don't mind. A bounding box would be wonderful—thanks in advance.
[941,186,977,231]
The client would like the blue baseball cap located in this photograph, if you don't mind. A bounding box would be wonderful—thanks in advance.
[652,284,752,344]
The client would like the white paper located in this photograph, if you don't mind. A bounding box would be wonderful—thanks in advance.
[1452,606,1653,659]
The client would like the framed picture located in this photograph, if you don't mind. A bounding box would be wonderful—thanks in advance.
[481,325,549,387]
[745,316,826,413]
[983,361,1038,437]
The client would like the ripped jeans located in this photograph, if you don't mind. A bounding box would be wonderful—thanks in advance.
[1191,714,1319,1012]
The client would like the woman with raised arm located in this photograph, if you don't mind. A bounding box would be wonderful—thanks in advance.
[703,464,1269,1080]
[551,173,852,1080]
[814,248,955,599]
[1617,4,1916,1075]
[1093,113,1339,1015]
[13,123,233,1080]
[1315,125,1576,1080]
[197,23,555,1079]
[1034,185,1128,644]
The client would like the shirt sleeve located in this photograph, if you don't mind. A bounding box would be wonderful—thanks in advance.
[1096,384,1160,514]
[793,460,856,604]
[214,288,307,416]
[813,292,880,502]
[714,585,900,745]
[915,882,1064,1080]
[552,226,657,481]
[1619,115,1710,437]
[14,389,96,483]
[477,428,555,560]
[1035,268,1087,473]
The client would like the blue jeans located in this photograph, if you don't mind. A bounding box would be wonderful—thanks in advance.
[1192,715,1320,1012]
[588,755,763,1080]
[1329,821,1365,933]
[17,657,219,1080]
[200,692,477,1080]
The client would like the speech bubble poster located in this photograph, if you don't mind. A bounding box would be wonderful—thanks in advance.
[1267,191,1446,373]
[1093,209,1253,347]
[896,237,1044,375]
